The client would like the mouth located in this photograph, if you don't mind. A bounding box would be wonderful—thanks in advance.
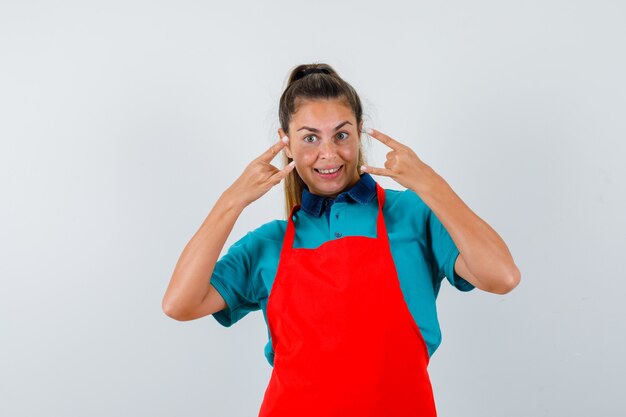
[314,165,343,178]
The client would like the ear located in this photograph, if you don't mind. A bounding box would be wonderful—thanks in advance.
[357,121,363,144]
[278,127,293,159]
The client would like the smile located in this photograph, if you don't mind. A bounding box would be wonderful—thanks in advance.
[315,166,341,174]
[314,165,343,178]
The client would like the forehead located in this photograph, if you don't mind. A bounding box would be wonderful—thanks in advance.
[291,99,355,127]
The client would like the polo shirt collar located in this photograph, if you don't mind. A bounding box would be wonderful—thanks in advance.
[300,172,377,217]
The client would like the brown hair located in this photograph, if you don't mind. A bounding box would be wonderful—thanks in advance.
[279,63,367,217]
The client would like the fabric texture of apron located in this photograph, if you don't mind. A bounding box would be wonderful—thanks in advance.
[258,183,437,417]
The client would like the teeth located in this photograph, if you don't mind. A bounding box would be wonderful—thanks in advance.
[317,167,340,174]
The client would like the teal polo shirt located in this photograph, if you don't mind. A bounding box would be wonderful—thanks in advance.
[210,173,475,367]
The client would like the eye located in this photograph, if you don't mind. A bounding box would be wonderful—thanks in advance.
[336,132,349,140]
[304,135,317,143]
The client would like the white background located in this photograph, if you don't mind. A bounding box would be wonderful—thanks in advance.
[1,1,625,416]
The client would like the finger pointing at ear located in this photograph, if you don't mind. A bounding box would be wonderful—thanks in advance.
[258,136,289,163]
[226,136,294,208]
[362,128,437,194]
[367,128,405,150]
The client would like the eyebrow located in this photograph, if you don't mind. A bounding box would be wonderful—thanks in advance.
[297,121,352,133]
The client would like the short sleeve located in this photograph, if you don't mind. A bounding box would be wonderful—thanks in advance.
[210,232,260,327]
[427,207,475,292]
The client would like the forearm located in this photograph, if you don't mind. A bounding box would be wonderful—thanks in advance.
[411,168,520,290]
[162,189,246,316]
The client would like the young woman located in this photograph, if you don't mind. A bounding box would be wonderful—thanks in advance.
[162,63,521,416]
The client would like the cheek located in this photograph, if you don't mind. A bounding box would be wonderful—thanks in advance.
[293,148,316,166]
[339,145,359,162]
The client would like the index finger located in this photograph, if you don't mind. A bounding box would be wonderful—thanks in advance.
[258,137,289,162]
[367,128,404,150]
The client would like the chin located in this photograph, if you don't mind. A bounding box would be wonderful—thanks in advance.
[310,182,351,197]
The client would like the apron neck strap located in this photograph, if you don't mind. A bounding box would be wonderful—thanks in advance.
[374,182,388,239]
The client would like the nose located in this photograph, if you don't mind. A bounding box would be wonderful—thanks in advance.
[319,138,338,160]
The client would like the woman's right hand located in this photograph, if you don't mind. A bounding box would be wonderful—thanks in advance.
[224,136,295,208]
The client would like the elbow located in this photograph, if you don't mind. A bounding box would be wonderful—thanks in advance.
[491,268,521,295]
[162,296,193,321]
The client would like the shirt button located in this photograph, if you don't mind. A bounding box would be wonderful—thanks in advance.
[335,232,342,238]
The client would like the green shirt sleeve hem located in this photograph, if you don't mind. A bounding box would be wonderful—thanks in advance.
[444,247,475,292]
[209,275,239,327]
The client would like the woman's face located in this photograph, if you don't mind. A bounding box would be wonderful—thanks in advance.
[280,99,362,198]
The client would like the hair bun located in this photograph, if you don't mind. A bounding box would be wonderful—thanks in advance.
[294,67,331,81]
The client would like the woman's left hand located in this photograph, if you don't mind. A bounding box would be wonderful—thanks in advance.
[361,128,439,195]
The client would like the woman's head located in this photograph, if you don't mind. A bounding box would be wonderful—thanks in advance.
[278,63,366,216]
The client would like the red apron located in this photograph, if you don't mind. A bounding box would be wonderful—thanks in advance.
[258,183,437,417]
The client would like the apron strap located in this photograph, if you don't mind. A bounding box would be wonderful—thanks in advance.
[282,204,300,254]
[374,183,389,240]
